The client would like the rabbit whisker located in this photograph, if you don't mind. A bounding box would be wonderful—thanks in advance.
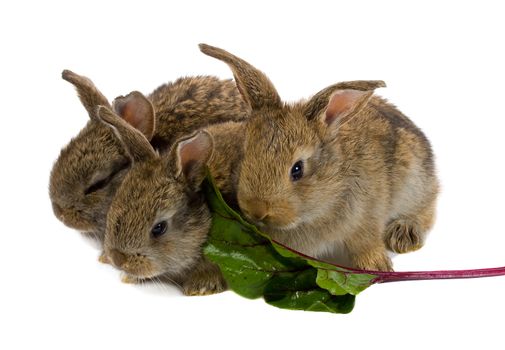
[159,275,183,292]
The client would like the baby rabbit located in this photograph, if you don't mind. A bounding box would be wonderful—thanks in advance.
[95,104,244,295]
[49,70,248,242]
[200,44,439,271]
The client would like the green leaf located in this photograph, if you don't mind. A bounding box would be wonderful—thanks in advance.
[264,269,356,313]
[202,174,378,313]
[316,269,377,296]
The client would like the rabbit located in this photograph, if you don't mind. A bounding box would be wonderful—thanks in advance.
[94,104,245,295]
[199,44,439,271]
[49,70,248,244]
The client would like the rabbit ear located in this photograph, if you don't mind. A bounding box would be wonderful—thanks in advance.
[112,91,156,140]
[174,131,214,189]
[62,70,111,120]
[96,106,157,162]
[304,80,385,122]
[323,89,375,126]
[199,44,281,110]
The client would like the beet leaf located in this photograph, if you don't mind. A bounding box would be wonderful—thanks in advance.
[202,175,505,313]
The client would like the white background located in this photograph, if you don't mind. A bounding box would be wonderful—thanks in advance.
[1,1,504,349]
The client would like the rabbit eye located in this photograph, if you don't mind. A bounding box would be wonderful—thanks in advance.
[84,177,110,195]
[84,160,130,195]
[290,160,304,181]
[151,221,168,238]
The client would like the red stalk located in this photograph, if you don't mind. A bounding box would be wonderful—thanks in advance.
[371,266,505,284]
[273,238,505,284]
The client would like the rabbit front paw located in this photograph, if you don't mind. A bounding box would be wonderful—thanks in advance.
[385,219,424,254]
[120,273,141,284]
[353,251,393,272]
[182,273,227,296]
[98,252,110,264]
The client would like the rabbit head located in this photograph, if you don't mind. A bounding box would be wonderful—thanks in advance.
[49,70,155,239]
[97,106,214,280]
[199,44,384,231]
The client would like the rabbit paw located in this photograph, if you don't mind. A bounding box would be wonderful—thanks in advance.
[182,274,227,296]
[121,273,140,284]
[98,252,110,264]
[385,219,424,254]
[353,251,393,272]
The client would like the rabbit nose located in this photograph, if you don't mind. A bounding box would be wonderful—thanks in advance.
[242,200,269,222]
[109,249,127,269]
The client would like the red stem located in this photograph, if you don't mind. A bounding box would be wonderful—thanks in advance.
[371,266,505,284]
[272,238,505,284]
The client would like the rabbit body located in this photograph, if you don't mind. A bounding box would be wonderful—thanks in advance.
[243,96,437,270]
[200,44,439,271]
[50,71,248,242]
[97,102,244,294]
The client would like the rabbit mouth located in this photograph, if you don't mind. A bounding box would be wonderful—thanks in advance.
[120,271,186,292]
[119,266,161,281]
[106,248,160,278]
[121,270,159,281]
[249,215,302,231]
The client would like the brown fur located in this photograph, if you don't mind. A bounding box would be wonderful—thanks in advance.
[49,70,248,242]
[97,106,244,295]
[200,44,439,271]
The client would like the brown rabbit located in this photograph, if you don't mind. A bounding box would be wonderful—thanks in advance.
[95,104,244,295]
[49,70,248,243]
[200,44,439,271]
